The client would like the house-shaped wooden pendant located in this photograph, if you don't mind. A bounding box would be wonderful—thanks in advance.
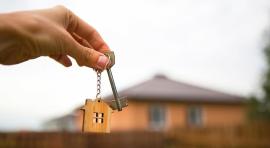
[81,99,112,133]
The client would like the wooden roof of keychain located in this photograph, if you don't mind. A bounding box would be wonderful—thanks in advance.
[81,51,128,133]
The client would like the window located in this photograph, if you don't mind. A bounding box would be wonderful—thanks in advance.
[149,105,166,130]
[187,106,203,126]
[92,112,104,124]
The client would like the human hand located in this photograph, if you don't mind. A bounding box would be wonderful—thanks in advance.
[0,6,110,70]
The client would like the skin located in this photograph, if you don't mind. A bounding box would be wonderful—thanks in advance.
[0,5,110,71]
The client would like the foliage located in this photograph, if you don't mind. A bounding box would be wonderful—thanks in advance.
[248,33,270,120]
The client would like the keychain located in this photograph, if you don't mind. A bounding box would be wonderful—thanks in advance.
[81,51,128,133]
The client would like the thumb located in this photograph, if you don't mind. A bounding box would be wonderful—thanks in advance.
[69,43,110,70]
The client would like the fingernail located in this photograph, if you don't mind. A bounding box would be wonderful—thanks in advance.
[97,55,109,70]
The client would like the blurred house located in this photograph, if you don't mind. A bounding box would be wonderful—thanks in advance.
[43,74,246,132]
[43,113,77,132]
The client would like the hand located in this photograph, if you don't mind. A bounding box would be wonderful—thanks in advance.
[0,5,110,70]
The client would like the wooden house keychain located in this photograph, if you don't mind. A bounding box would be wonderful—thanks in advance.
[81,51,128,133]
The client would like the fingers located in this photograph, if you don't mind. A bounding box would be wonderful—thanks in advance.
[72,33,94,49]
[71,32,110,70]
[50,55,72,67]
[35,6,110,70]
[63,32,110,70]
[64,8,110,53]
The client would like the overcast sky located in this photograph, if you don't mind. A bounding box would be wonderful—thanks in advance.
[0,0,270,131]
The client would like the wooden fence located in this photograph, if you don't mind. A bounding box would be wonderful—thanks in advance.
[1,124,270,148]
[0,132,165,148]
[167,123,270,147]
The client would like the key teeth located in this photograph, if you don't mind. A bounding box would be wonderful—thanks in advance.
[108,97,128,111]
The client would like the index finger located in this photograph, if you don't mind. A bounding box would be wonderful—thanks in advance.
[65,9,110,53]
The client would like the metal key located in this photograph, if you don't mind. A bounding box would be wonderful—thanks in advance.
[104,51,125,111]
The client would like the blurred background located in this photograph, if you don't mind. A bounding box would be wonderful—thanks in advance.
[1,0,270,147]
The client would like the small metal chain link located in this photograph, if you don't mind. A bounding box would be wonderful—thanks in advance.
[96,70,102,100]
[95,55,110,101]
